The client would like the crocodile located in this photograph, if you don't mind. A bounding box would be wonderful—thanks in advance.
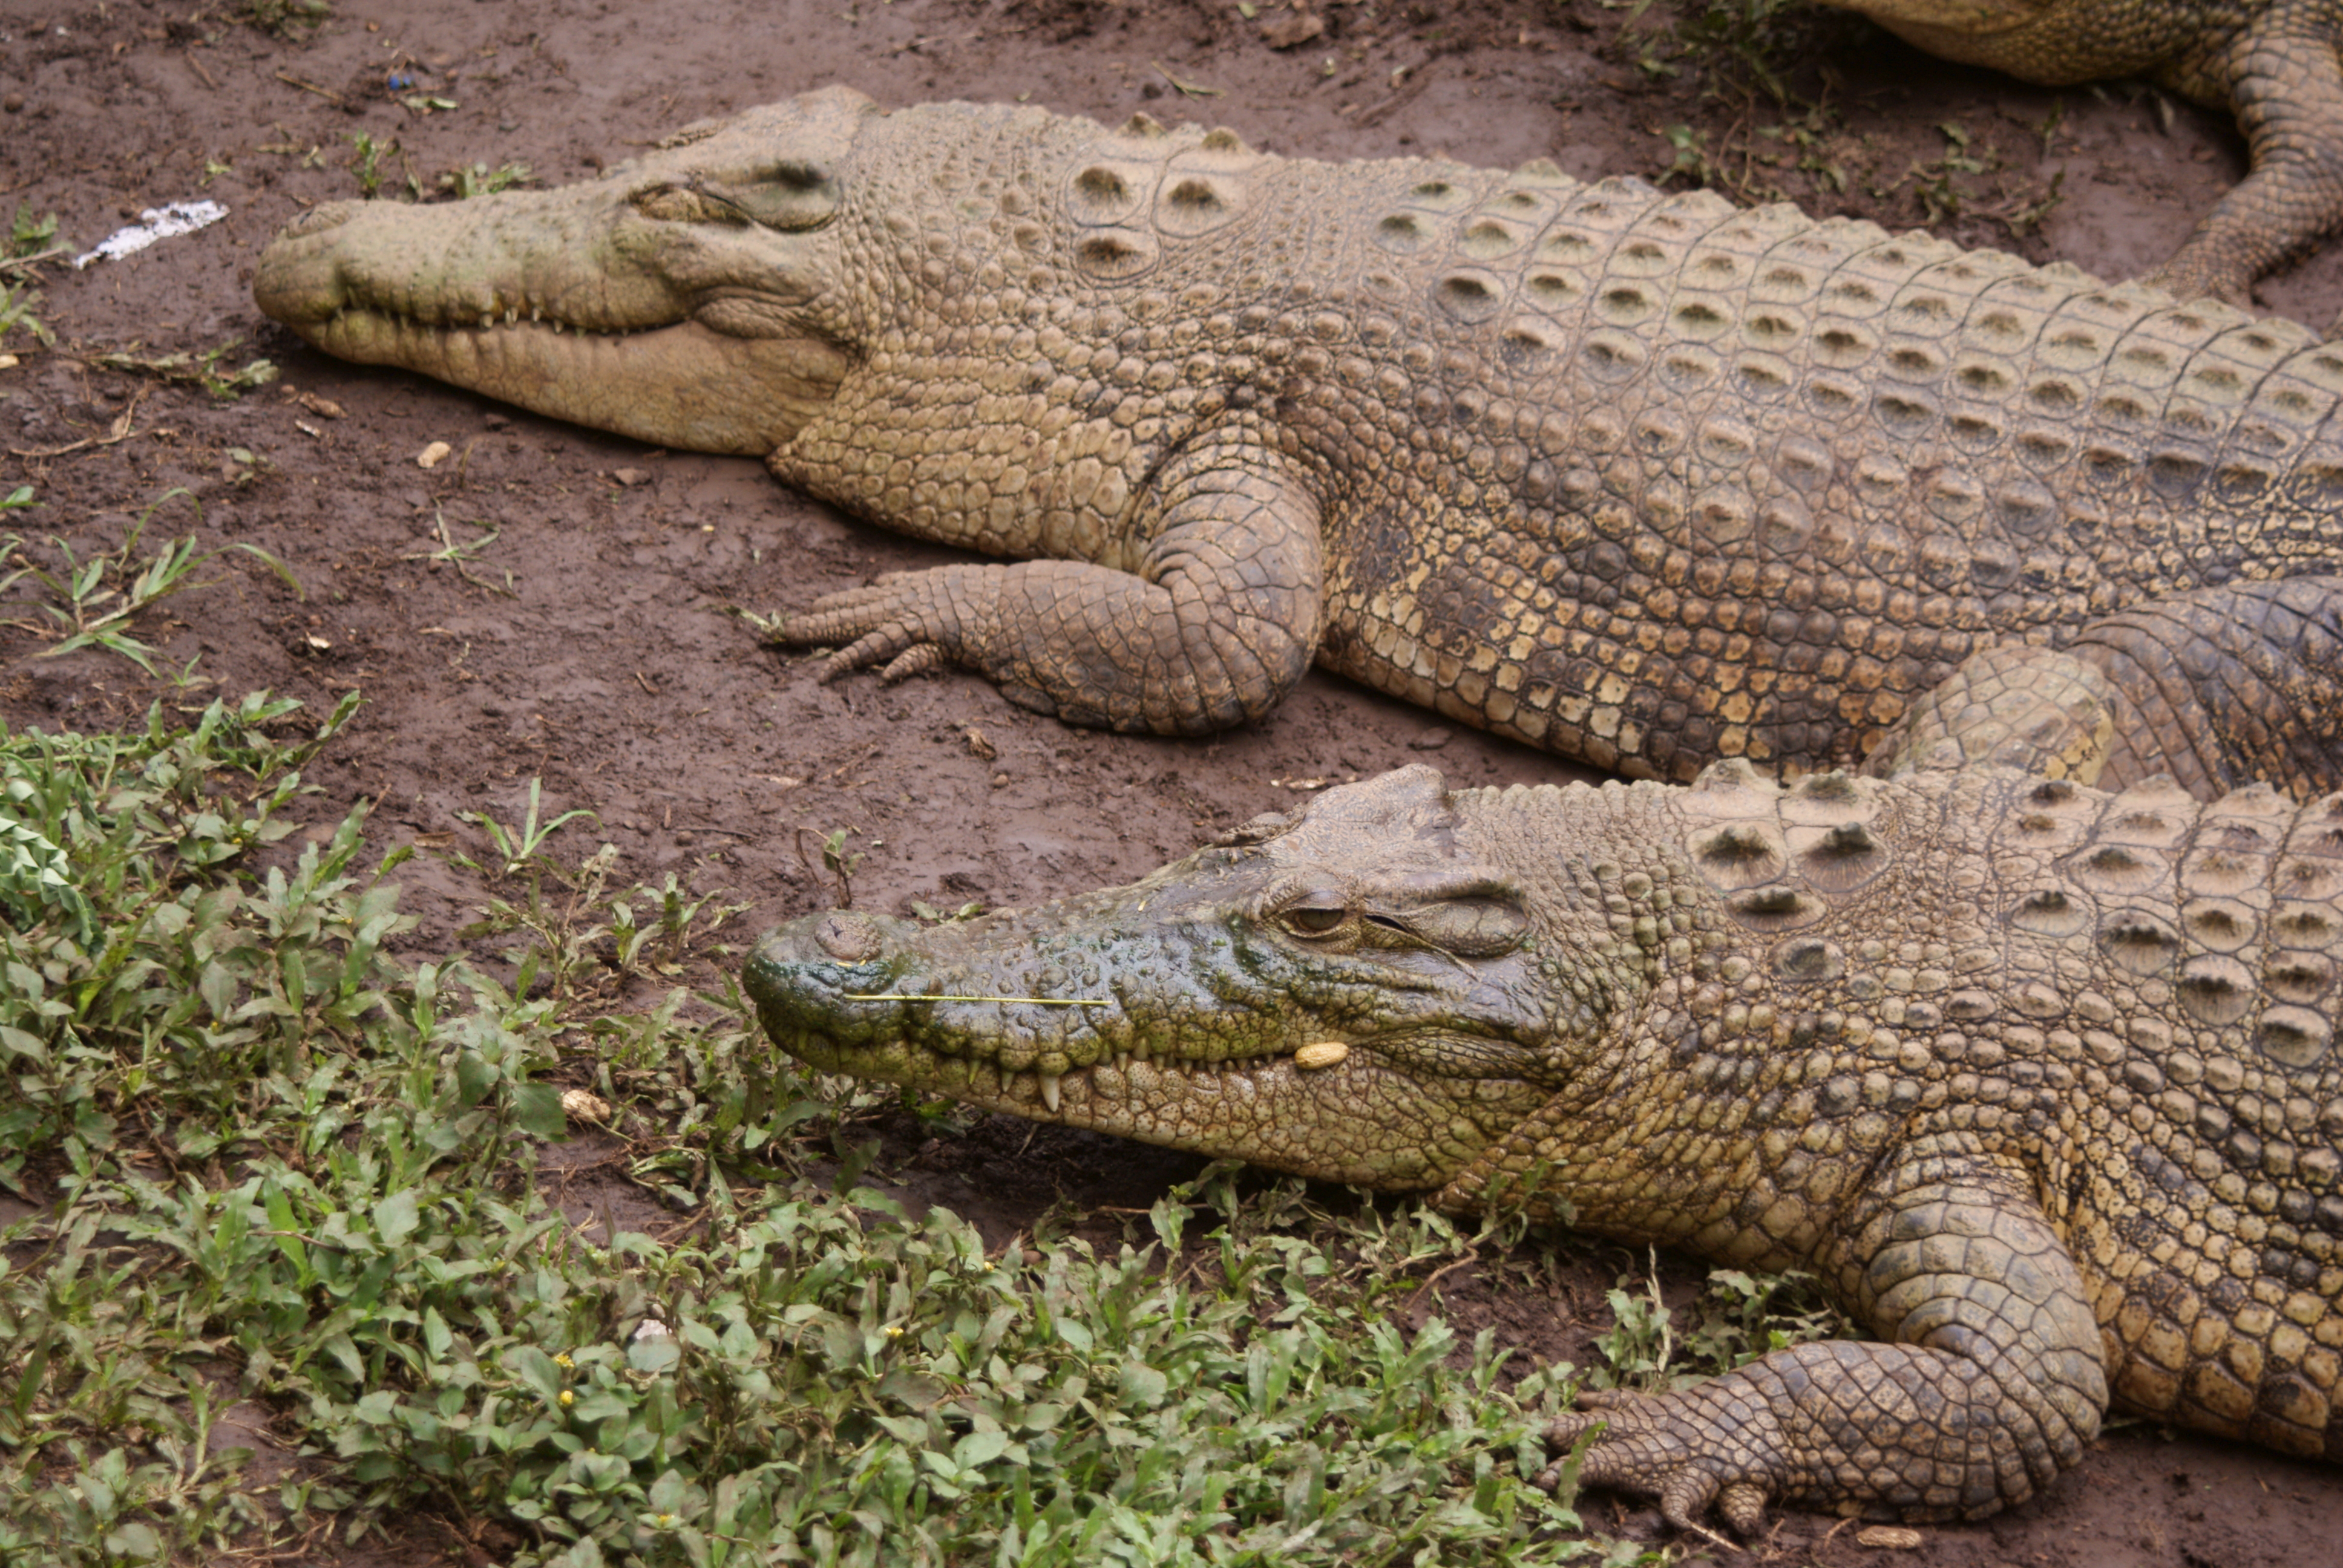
[252,88,2343,798]
[745,760,2343,1530]
[1828,0,2343,305]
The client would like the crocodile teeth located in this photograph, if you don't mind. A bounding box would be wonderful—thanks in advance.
[1039,1073,1062,1114]
[1294,1041,1349,1071]
[479,312,493,330]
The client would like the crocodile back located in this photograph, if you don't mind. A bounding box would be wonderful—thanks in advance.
[781,103,2343,780]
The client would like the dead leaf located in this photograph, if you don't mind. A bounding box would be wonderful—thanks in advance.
[1855,1526,1923,1550]
[417,440,451,469]
[613,466,650,486]
[965,726,997,761]
[1260,4,1324,48]
[295,390,346,419]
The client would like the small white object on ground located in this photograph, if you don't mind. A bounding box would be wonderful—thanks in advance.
[559,1087,611,1122]
[73,200,229,269]
[417,440,452,469]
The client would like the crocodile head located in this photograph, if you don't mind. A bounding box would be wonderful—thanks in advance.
[252,87,877,454]
[747,766,1655,1192]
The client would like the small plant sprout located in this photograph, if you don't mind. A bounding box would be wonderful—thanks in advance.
[347,130,399,198]
[403,505,517,596]
[464,777,599,879]
[1590,1247,1677,1391]
[796,825,865,906]
[88,340,279,399]
[438,161,535,199]
[0,206,64,348]
[1,488,301,678]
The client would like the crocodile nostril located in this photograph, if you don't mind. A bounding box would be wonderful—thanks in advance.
[281,201,361,240]
[814,912,883,963]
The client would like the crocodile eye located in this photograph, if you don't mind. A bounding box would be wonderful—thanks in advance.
[1282,904,1349,937]
[723,161,843,231]
[1399,897,1531,958]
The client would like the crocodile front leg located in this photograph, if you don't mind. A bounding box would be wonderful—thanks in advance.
[1539,1148,2106,1532]
[783,444,1323,735]
[2143,30,2343,306]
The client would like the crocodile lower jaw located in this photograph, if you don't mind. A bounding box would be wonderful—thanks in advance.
[792,1036,1346,1122]
[286,308,841,455]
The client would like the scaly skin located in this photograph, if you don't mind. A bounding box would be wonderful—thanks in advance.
[255,91,2343,795]
[748,762,2343,1529]
[1832,0,2343,304]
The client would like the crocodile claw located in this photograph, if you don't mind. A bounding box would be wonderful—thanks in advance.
[1538,1388,1781,1542]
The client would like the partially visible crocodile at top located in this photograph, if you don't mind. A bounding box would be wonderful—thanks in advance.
[745,760,2343,1530]
[1829,0,2343,305]
[253,88,2343,797]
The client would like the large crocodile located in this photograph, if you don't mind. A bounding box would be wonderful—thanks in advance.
[746,761,2343,1529]
[1829,0,2343,305]
[253,90,2343,797]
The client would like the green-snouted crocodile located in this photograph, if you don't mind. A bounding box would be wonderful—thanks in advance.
[1829,0,2343,305]
[747,762,2343,1530]
[254,90,2343,797]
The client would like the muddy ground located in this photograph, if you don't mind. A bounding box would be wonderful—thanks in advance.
[4,1,2342,1563]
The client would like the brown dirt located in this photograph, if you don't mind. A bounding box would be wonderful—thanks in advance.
[3,2,2340,1563]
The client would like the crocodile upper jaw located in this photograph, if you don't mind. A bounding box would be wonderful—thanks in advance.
[255,198,852,455]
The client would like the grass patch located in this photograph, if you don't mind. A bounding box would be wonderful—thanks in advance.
[0,695,1691,1565]
[1,487,301,683]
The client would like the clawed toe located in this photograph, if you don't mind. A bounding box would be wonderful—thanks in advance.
[1538,1390,1775,1544]
[878,642,948,682]
[1717,1482,1768,1537]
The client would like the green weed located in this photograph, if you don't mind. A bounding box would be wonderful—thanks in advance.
[403,506,517,598]
[1875,122,2068,239]
[238,0,333,40]
[797,825,865,907]
[1588,1251,1841,1393]
[0,696,1627,1565]
[0,488,302,679]
[438,162,536,199]
[1,204,65,348]
[87,339,280,399]
[347,131,399,199]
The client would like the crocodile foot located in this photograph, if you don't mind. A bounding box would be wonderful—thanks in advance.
[787,570,975,686]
